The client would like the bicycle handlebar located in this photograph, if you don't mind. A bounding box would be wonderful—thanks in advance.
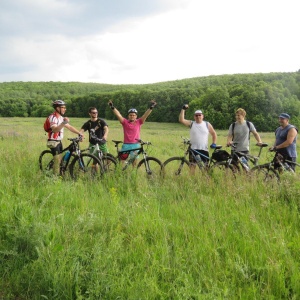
[230,142,268,148]
[135,139,152,145]
[67,135,83,143]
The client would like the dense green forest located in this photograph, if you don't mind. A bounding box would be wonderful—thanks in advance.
[1,71,300,131]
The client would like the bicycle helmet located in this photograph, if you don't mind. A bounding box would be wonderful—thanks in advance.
[52,100,66,108]
[128,108,138,114]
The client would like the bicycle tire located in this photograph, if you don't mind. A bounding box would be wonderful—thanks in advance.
[39,150,54,173]
[105,152,117,160]
[162,157,190,177]
[137,157,163,179]
[100,155,117,175]
[250,165,280,182]
[69,153,102,180]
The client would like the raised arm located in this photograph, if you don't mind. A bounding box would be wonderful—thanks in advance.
[179,104,191,127]
[108,100,124,123]
[140,100,157,123]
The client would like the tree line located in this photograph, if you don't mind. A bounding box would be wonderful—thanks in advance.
[0,71,299,131]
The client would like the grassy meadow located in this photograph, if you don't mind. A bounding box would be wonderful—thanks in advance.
[1,117,300,299]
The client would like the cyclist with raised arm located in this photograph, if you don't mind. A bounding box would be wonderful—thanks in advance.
[179,104,217,172]
[226,108,262,162]
[270,113,298,171]
[108,99,156,166]
[46,100,83,175]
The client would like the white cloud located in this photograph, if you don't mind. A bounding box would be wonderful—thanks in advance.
[0,0,299,83]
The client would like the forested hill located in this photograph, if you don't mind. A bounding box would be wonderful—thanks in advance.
[1,71,300,131]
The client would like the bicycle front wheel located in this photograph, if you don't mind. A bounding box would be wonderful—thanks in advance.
[251,165,280,183]
[39,150,54,174]
[137,157,163,179]
[69,153,102,180]
[100,155,117,175]
[162,157,190,177]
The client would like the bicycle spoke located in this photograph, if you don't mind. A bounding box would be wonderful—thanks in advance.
[162,157,190,177]
[69,154,101,180]
[251,165,280,183]
[137,157,163,179]
[101,156,117,175]
[39,150,54,175]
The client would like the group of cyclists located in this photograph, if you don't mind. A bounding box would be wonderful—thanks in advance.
[45,99,298,176]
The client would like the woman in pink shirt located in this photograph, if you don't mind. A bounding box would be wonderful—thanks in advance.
[108,100,157,166]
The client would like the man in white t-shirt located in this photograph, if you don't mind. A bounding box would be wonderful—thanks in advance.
[179,104,217,171]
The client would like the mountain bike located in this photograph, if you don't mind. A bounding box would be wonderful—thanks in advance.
[209,143,269,176]
[86,130,118,176]
[251,149,300,182]
[111,139,163,178]
[39,136,102,180]
[161,137,222,177]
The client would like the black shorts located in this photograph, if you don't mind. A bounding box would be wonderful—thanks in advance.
[50,141,63,156]
[189,149,209,163]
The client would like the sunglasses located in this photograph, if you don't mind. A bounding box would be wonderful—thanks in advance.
[90,112,98,114]
[194,114,202,117]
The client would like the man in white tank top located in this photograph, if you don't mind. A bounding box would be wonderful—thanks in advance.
[179,104,217,170]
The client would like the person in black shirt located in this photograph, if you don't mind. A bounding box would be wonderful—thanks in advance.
[80,107,109,154]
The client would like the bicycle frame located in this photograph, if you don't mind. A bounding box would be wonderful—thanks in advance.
[112,139,158,174]
[228,143,269,172]
[182,137,221,169]
[39,136,86,176]
[271,150,300,173]
[59,137,82,173]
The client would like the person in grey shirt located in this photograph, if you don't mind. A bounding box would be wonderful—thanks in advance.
[226,108,262,160]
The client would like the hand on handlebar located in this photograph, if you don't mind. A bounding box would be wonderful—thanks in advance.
[78,134,84,142]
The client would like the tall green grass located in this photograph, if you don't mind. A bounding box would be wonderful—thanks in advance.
[0,118,300,299]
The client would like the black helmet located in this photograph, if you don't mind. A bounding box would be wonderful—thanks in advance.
[52,100,66,108]
[128,108,138,114]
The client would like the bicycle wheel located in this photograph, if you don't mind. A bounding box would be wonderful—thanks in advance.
[105,152,117,160]
[251,165,280,183]
[69,153,102,180]
[162,157,190,177]
[39,150,54,174]
[209,161,238,178]
[100,155,117,175]
[137,157,163,179]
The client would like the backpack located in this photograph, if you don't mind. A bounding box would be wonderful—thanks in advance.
[231,121,251,140]
[88,119,103,130]
[43,113,56,132]
[211,149,231,162]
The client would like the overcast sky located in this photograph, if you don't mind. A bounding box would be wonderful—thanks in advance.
[0,0,299,84]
